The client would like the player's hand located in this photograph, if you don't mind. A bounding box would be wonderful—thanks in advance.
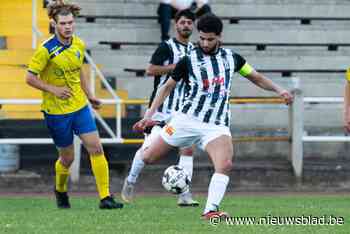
[51,86,72,100]
[132,118,158,133]
[88,97,102,110]
[278,89,293,105]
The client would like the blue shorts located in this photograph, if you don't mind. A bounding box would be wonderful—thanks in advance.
[44,105,97,148]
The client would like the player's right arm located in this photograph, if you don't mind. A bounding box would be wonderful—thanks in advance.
[344,69,350,132]
[146,42,175,76]
[26,46,72,99]
[26,72,72,99]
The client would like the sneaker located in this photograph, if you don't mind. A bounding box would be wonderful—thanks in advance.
[201,211,230,220]
[54,190,71,209]
[177,193,199,207]
[99,196,124,209]
[121,178,135,203]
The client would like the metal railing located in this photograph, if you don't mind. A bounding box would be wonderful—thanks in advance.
[289,94,350,180]
[0,92,296,181]
[2,78,350,180]
[32,0,43,49]
[25,0,350,182]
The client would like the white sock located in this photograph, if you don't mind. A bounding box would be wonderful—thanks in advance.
[178,155,193,181]
[127,149,145,184]
[204,173,229,214]
[178,155,193,198]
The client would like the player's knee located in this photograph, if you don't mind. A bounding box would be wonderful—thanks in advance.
[180,147,193,156]
[222,159,233,173]
[86,143,104,155]
[142,151,159,164]
[142,155,156,164]
[60,156,74,168]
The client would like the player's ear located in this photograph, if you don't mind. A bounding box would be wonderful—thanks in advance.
[50,19,56,28]
[217,33,222,42]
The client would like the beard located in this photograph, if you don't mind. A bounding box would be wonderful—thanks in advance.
[200,42,220,55]
[178,29,192,39]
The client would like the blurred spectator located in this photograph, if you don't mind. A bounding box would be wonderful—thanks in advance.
[158,0,211,41]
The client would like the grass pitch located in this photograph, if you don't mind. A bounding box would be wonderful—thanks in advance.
[0,194,349,234]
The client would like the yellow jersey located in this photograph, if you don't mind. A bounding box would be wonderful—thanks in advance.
[28,35,87,114]
[346,68,350,82]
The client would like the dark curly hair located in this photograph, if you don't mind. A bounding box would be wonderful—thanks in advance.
[197,13,223,35]
[47,0,81,22]
[174,9,196,23]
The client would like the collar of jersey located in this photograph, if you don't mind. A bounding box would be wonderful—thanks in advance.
[198,43,221,56]
[173,37,189,47]
[54,34,73,49]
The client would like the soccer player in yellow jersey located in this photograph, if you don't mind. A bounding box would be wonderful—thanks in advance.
[26,1,123,209]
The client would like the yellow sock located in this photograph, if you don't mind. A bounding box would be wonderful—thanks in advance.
[90,154,110,199]
[55,160,70,192]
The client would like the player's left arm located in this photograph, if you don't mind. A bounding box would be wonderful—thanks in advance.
[235,53,293,104]
[245,70,293,104]
[80,68,101,109]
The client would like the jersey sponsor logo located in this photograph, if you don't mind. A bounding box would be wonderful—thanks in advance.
[223,59,230,70]
[50,45,59,54]
[204,90,227,99]
[203,79,210,90]
[212,76,225,85]
[65,67,81,74]
[203,76,225,92]
[54,68,64,77]
[164,125,175,136]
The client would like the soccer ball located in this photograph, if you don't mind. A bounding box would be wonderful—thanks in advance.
[162,165,190,194]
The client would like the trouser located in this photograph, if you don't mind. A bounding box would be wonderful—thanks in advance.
[157,3,212,41]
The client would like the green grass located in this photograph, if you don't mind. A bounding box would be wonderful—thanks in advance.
[0,195,349,234]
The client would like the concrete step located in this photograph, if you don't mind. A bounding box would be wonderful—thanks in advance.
[97,70,345,99]
[76,17,350,28]
[92,46,350,56]
[0,0,49,37]
[90,49,349,71]
[76,23,350,47]
[72,0,350,18]
[5,35,50,50]
[0,49,34,66]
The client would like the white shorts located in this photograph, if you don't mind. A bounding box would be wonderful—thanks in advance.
[160,113,232,150]
[141,125,163,150]
[151,111,172,123]
[140,111,172,150]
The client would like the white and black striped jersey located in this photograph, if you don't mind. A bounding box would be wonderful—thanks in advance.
[149,38,194,121]
[172,46,248,127]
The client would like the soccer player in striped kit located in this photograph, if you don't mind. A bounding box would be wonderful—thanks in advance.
[133,13,293,219]
[122,9,199,206]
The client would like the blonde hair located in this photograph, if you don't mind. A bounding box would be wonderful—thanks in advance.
[47,0,81,21]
